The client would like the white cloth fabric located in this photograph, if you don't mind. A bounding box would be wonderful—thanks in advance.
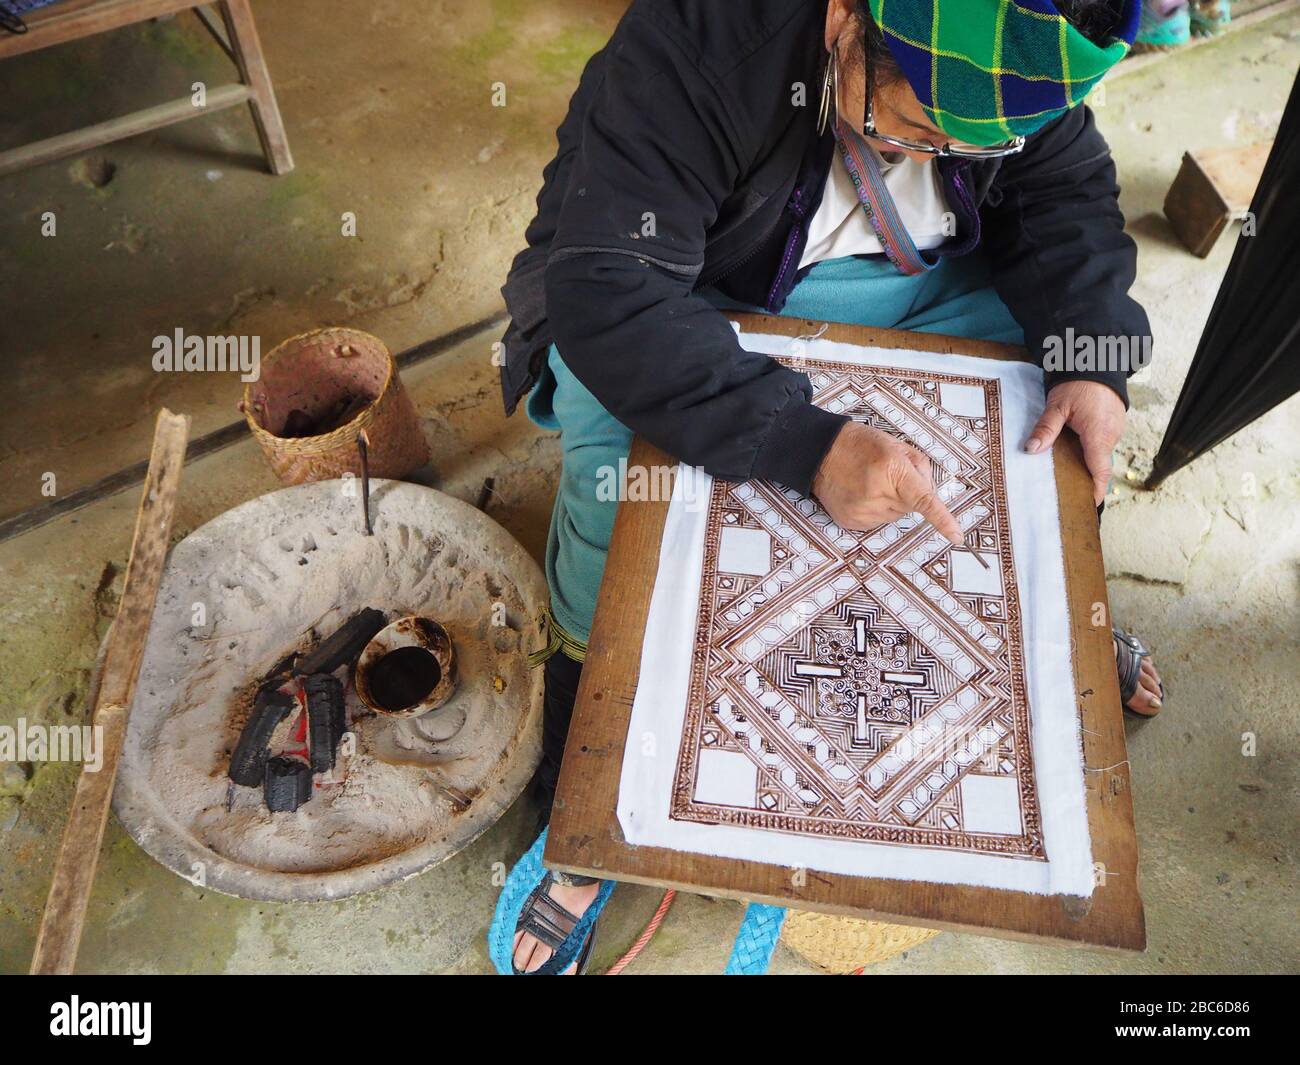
[798,149,952,270]
[616,331,1095,898]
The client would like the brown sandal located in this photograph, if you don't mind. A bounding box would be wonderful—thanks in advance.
[512,873,602,975]
[1114,625,1163,718]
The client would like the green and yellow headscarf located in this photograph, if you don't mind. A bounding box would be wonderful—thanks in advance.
[867,0,1141,145]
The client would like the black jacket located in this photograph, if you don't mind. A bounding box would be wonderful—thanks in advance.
[500,0,1150,496]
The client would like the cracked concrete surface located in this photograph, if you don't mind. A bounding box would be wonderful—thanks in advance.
[1,4,1297,974]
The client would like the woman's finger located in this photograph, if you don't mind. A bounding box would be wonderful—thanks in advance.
[903,445,933,485]
[873,506,910,524]
[1078,428,1115,505]
[833,504,907,531]
[1025,402,1068,455]
[897,466,963,544]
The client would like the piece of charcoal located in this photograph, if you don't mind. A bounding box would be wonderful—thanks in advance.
[264,649,299,680]
[304,673,345,773]
[294,608,386,676]
[264,756,313,812]
[229,688,295,786]
[328,681,346,739]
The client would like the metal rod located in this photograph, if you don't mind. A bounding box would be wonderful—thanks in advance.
[356,430,372,536]
[966,535,991,570]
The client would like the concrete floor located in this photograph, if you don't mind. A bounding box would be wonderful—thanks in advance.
[1,3,1297,974]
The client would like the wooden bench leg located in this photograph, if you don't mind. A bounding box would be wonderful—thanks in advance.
[219,0,293,174]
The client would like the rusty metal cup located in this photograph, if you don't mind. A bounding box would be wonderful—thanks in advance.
[354,616,456,718]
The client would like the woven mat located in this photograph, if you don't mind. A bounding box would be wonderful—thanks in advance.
[783,910,939,973]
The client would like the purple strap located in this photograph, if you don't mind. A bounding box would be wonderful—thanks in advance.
[833,118,939,277]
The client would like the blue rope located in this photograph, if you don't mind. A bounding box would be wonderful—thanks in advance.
[725,903,788,975]
[488,828,615,975]
[490,830,788,975]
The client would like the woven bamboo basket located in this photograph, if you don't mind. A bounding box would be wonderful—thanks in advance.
[242,327,429,485]
[782,911,940,973]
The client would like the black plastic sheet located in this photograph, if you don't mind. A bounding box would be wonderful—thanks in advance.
[1147,69,1300,488]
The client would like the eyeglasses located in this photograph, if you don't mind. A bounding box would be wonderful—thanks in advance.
[863,73,1025,159]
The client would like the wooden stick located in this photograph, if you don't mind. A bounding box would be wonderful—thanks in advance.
[356,429,372,536]
[29,409,190,975]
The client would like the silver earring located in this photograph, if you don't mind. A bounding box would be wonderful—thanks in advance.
[817,48,840,136]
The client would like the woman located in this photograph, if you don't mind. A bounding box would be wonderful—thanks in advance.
[1132,0,1232,53]
[496,0,1164,974]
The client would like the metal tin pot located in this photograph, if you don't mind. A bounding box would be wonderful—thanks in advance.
[355,616,456,718]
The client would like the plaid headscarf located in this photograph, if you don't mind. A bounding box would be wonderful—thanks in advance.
[867,0,1142,145]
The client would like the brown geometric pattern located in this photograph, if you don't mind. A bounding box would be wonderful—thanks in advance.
[669,357,1045,859]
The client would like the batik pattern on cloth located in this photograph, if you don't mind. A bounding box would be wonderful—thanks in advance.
[617,332,1094,896]
[670,358,1044,858]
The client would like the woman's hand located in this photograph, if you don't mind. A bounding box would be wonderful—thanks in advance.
[1025,381,1127,504]
[811,421,963,542]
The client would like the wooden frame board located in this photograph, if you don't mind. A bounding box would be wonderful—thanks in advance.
[545,313,1145,952]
